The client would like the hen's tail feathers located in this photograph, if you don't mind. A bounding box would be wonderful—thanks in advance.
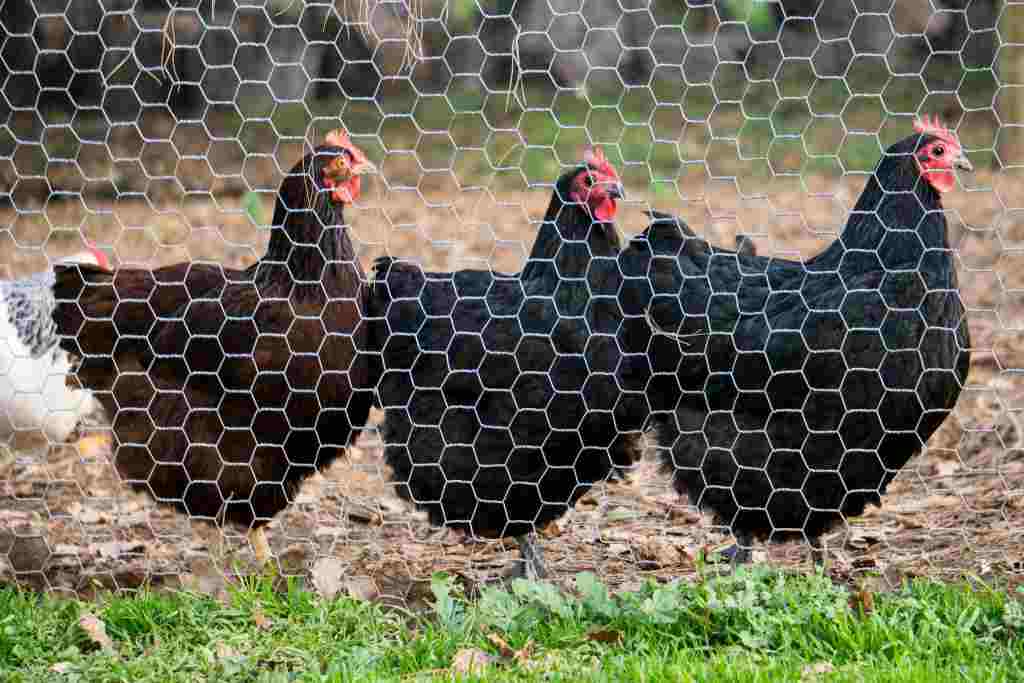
[51,263,117,339]
[52,262,113,297]
[643,209,697,237]
[370,255,394,282]
[735,234,757,257]
[645,210,762,260]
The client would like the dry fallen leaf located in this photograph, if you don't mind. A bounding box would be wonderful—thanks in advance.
[345,505,383,526]
[78,612,116,654]
[310,557,347,599]
[931,460,961,479]
[801,661,835,681]
[74,434,111,459]
[586,628,623,645]
[669,506,702,523]
[215,643,241,660]
[345,577,380,602]
[486,633,515,658]
[252,609,273,630]
[849,588,875,615]
[66,502,110,525]
[636,539,679,568]
[512,640,534,665]
[88,541,146,559]
[485,632,534,664]
[537,520,562,538]
[605,543,630,556]
[891,513,927,530]
[922,495,961,510]
[451,648,497,674]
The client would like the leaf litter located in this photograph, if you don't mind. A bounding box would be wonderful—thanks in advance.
[1,191,1023,599]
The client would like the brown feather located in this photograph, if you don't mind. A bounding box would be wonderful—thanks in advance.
[53,144,375,531]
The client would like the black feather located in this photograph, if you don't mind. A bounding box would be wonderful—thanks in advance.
[639,132,971,546]
[368,166,643,540]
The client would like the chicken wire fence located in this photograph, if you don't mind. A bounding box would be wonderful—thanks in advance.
[0,0,1021,598]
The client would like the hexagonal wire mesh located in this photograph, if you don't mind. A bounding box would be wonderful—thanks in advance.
[0,0,1019,598]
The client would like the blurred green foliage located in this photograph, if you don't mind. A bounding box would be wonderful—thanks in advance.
[722,0,778,33]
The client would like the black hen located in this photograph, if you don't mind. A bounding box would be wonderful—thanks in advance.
[640,117,973,563]
[368,147,631,578]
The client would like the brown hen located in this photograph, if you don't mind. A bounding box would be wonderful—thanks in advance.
[53,130,378,562]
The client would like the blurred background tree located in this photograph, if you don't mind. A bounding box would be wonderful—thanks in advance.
[0,0,1002,197]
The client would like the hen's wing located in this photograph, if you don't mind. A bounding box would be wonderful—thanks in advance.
[635,213,809,401]
[53,262,236,415]
[372,255,619,534]
[371,257,522,403]
[139,273,359,523]
[54,262,236,356]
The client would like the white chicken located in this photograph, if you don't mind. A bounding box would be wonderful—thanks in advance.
[0,244,109,443]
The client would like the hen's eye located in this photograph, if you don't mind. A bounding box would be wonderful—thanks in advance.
[932,145,944,158]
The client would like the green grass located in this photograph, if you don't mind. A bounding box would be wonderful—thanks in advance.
[2,567,1023,681]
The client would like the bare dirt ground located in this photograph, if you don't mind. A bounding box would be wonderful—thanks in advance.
[2,171,1024,602]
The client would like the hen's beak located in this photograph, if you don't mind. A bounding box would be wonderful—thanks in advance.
[352,159,378,176]
[954,152,973,172]
[607,182,625,200]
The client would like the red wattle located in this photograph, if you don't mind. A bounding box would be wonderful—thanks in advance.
[917,161,956,194]
[929,170,955,194]
[326,177,360,204]
[593,197,617,222]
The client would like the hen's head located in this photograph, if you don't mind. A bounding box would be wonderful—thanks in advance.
[911,115,972,194]
[565,146,624,222]
[316,129,377,205]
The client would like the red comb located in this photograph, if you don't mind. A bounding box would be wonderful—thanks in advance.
[913,114,958,144]
[326,129,352,149]
[583,145,606,167]
[582,145,620,181]
[83,239,110,270]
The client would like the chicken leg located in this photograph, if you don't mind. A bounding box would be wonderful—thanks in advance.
[809,537,826,568]
[503,534,548,580]
[249,527,272,566]
[717,530,754,565]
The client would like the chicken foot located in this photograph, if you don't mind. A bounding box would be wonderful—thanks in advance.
[717,530,754,565]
